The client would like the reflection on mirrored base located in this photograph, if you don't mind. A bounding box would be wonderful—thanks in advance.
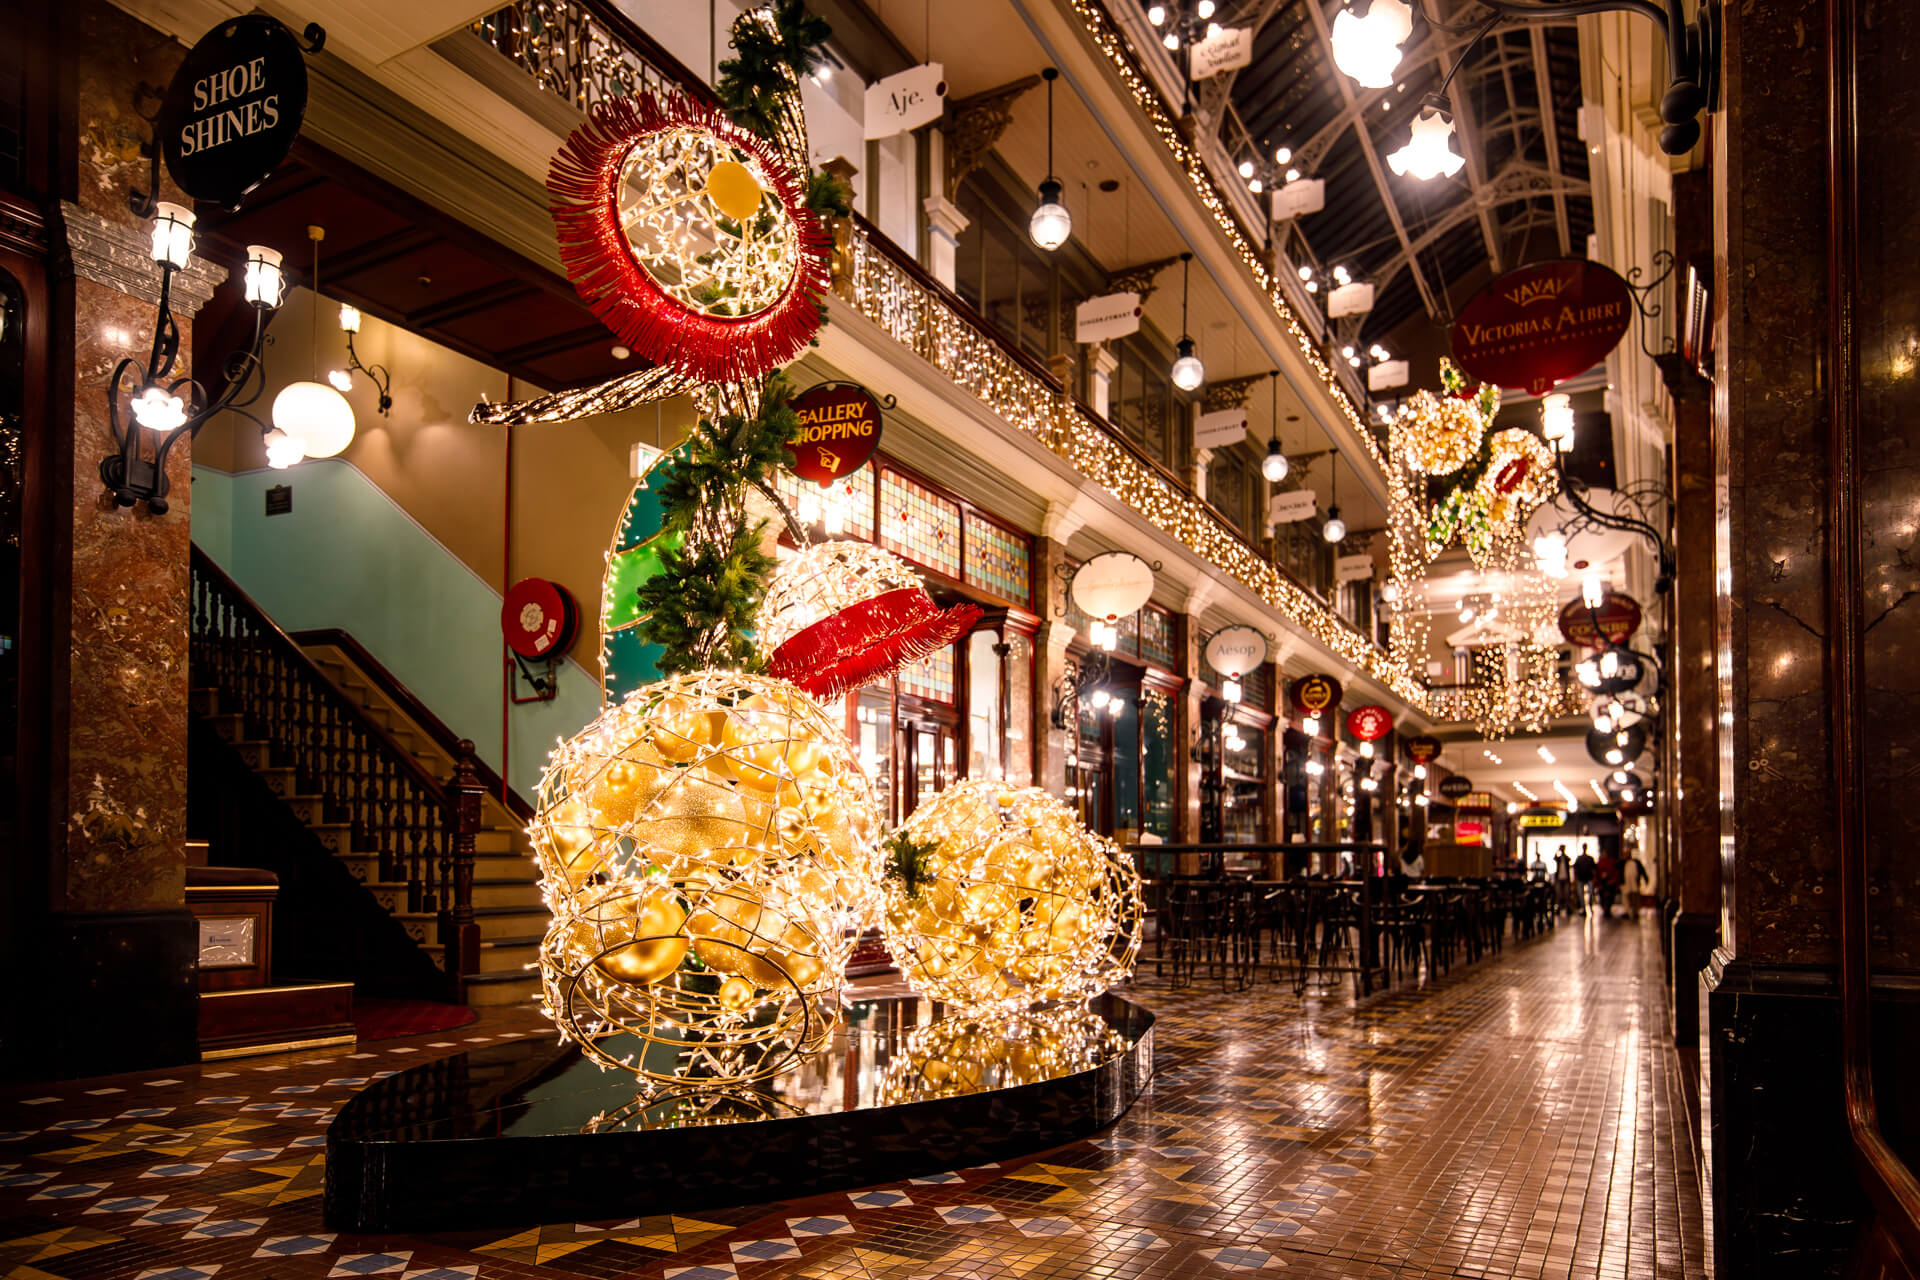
[324,992,1153,1233]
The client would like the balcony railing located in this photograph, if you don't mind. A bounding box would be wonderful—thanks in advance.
[464,0,1421,703]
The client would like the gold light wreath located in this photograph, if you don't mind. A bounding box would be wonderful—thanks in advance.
[1397,388,1486,477]
[1476,427,1560,532]
[878,1005,1127,1104]
[882,781,1143,1013]
[530,670,882,1087]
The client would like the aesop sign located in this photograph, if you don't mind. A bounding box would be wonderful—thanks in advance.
[159,16,311,207]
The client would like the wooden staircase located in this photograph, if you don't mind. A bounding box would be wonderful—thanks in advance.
[188,548,545,1009]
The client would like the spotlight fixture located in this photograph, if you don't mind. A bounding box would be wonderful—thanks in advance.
[1261,369,1290,482]
[1170,252,1205,391]
[1388,97,1465,179]
[331,302,393,415]
[100,203,286,512]
[1029,69,1072,251]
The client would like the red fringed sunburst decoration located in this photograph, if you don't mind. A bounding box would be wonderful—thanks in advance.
[549,93,832,386]
[769,588,983,701]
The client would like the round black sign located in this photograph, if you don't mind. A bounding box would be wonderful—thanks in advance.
[1438,775,1473,800]
[159,16,309,208]
[1587,723,1647,765]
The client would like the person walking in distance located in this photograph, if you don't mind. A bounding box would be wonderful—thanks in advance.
[1572,849,1597,916]
[1623,852,1650,915]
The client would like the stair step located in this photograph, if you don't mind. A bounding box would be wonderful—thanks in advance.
[424,933,542,974]
[460,971,542,1007]
[472,878,543,908]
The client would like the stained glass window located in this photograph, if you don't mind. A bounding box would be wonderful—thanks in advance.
[879,469,961,579]
[963,512,1031,606]
[773,465,875,541]
[1139,606,1176,671]
[898,642,955,703]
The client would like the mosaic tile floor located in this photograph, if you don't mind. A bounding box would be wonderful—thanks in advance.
[0,913,1706,1280]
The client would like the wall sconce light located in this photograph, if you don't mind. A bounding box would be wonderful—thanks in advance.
[99,205,286,513]
[330,303,392,415]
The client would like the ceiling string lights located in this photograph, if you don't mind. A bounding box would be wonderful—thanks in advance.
[1261,369,1289,482]
[1169,251,1205,392]
[99,202,287,512]
[1029,68,1072,251]
[268,225,357,467]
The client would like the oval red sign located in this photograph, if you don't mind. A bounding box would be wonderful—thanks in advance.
[1451,259,1634,394]
[1558,592,1644,650]
[789,383,883,486]
[1346,705,1393,741]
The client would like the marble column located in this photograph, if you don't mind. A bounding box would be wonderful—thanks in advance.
[1088,343,1118,420]
[921,192,968,293]
[1703,0,1920,1270]
[1666,168,1718,1052]
[30,0,218,1076]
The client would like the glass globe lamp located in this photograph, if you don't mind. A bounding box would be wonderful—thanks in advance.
[273,381,356,459]
[1170,337,1205,392]
[1261,440,1290,482]
[1029,179,1071,250]
[1322,506,1347,543]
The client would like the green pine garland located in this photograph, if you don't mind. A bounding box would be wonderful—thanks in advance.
[882,830,941,898]
[633,375,803,674]
[716,0,833,142]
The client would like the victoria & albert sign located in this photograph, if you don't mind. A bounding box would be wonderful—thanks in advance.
[158,16,317,208]
[1451,259,1633,395]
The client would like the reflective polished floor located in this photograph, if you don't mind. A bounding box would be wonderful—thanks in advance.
[0,911,1707,1280]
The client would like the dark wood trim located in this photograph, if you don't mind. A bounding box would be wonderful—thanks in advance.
[408,281,540,329]
[291,626,533,823]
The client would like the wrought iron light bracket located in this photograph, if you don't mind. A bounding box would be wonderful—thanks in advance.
[340,329,393,415]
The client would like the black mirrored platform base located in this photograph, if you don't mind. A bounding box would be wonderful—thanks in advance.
[325,993,1154,1233]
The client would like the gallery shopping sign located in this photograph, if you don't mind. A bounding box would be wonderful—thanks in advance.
[1451,259,1633,394]
[158,16,314,207]
[789,382,883,485]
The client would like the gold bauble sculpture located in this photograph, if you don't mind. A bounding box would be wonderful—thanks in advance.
[530,670,883,1086]
[879,1005,1127,1104]
[882,781,1142,1013]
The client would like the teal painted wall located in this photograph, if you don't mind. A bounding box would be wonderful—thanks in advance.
[190,462,601,799]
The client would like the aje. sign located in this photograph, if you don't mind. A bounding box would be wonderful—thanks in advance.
[158,16,311,207]
[864,63,946,139]
[789,383,883,485]
[1451,259,1633,394]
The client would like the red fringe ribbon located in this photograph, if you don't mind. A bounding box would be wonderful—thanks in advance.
[548,93,832,385]
[768,587,985,700]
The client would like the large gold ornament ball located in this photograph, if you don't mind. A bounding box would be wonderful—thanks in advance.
[1398,389,1485,477]
[882,781,1142,1012]
[528,670,883,1085]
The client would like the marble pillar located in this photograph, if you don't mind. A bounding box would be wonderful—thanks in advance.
[921,193,968,293]
[1704,0,1920,1271]
[29,0,217,1076]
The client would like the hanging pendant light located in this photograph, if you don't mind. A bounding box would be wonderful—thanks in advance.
[1261,368,1290,482]
[1029,68,1072,251]
[1388,97,1466,180]
[1169,251,1205,392]
[272,225,357,461]
[1322,446,1346,542]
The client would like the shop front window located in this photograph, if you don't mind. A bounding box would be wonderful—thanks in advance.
[1005,630,1033,785]
[966,628,1004,781]
[1141,688,1175,841]
[1111,691,1139,846]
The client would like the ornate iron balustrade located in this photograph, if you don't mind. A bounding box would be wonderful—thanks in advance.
[472,0,706,112]
[188,547,484,993]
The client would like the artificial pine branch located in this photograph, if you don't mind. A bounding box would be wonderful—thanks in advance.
[882,830,941,898]
[716,0,833,142]
[634,374,802,674]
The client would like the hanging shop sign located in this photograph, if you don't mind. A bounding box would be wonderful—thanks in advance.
[1345,705,1392,741]
[1451,258,1634,395]
[1438,775,1474,800]
[864,62,946,139]
[1070,551,1156,621]
[1455,818,1487,843]
[1588,722,1648,765]
[1271,178,1325,222]
[789,382,883,485]
[1520,808,1566,828]
[1336,553,1375,583]
[1456,791,1496,813]
[1290,673,1342,716]
[1075,291,1142,343]
[502,577,580,658]
[1328,281,1375,319]
[1368,359,1409,391]
[1205,625,1267,679]
[1558,591,1644,650]
[1269,488,1318,523]
[1195,408,1249,450]
[1587,647,1648,695]
[1406,734,1442,764]
[1190,25,1254,77]
[158,15,312,208]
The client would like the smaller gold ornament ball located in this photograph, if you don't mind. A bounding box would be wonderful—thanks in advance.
[1397,389,1486,477]
[882,781,1142,1012]
[528,670,883,1085]
[704,159,766,221]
